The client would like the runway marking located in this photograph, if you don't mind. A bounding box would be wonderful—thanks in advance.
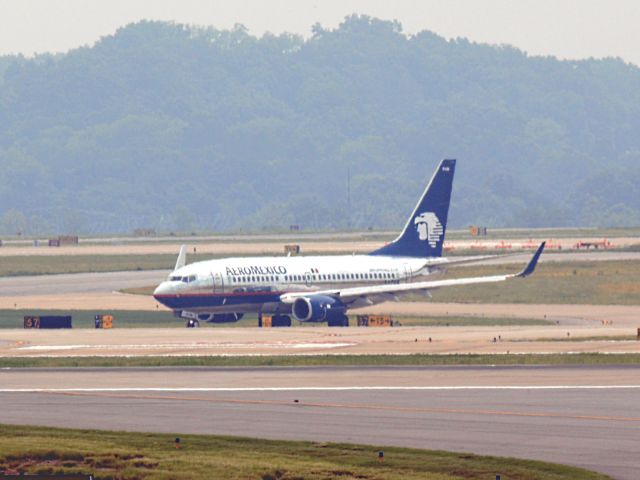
[1,385,640,392]
[32,390,640,424]
[16,342,355,351]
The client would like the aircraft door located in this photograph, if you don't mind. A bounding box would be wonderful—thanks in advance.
[304,271,312,287]
[403,264,411,283]
[213,272,224,293]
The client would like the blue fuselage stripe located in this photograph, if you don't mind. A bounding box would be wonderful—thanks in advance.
[154,292,282,310]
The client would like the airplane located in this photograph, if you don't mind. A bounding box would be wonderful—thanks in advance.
[153,159,545,327]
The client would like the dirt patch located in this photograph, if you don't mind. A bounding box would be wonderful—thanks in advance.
[0,451,150,477]
[602,283,640,295]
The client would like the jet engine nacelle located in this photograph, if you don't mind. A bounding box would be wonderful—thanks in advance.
[292,295,345,323]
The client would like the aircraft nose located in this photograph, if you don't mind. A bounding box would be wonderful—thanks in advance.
[153,282,171,296]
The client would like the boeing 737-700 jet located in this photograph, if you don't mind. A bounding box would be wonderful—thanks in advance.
[153,159,545,327]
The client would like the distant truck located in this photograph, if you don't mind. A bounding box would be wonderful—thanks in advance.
[574,239,611,249]
[468,225,487,236]
[133,228,156,237]
[48,235,79,247]
[356,315,401,327]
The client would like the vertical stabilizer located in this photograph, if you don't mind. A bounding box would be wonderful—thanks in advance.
[174,245,187,270]
[369,159,455,258]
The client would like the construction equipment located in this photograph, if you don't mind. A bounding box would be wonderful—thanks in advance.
[94,314,114,329]
[575,239,611,249]
[356,315,400,327]
[24,315,72,329]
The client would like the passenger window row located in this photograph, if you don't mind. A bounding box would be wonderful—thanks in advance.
[229,272,398,284]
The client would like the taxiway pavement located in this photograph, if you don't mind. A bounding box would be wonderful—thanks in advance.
[0,366,638,479]
[2,322,640,356]
[1,251,638,298]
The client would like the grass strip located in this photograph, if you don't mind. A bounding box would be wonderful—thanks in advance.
[0,424,609,479]
[0,309,178,329]
[1,353,640,368]
[423,260,640,305]
[0,309,552,329]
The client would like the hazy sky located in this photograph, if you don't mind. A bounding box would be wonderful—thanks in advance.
[1,0,639,66]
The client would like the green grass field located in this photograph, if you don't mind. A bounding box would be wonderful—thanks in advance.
[0,309,551,329]
[0,309,179,329]
[2,353,640,369]
[0,424,609,479]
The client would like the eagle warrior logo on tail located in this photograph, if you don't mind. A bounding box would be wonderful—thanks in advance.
[414,212,443,248]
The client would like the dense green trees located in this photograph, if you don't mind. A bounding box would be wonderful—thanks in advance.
[0,16,638,234]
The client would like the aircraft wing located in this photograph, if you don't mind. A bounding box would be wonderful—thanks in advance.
[281,242,545,305]
[437,250,530,267]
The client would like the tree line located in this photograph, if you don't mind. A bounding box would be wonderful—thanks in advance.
[0,15,638,235]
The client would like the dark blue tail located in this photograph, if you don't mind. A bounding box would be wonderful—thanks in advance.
[370,159,455,258]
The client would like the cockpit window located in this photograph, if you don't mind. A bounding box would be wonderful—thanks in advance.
[169,274,197,283]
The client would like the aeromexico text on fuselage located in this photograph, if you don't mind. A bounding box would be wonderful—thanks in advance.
[226,265,288,276]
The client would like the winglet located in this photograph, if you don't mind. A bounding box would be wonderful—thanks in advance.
[174,245,187,271]
[517,242,545,278]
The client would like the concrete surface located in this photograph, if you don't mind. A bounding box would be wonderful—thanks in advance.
[0,366,638,479]
[2,322,640,357]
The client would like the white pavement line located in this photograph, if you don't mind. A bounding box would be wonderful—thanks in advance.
[16,342,356,350]
[1,385,640,393]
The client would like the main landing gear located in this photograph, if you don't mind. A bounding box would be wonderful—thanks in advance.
[185,318,200,328]
[258,309,292,327]
[271,315,292,327]
[328,314,349,327]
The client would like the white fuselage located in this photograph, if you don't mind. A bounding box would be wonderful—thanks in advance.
[153,253,450,314]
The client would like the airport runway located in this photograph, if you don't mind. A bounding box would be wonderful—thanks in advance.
[0,365,638,479]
